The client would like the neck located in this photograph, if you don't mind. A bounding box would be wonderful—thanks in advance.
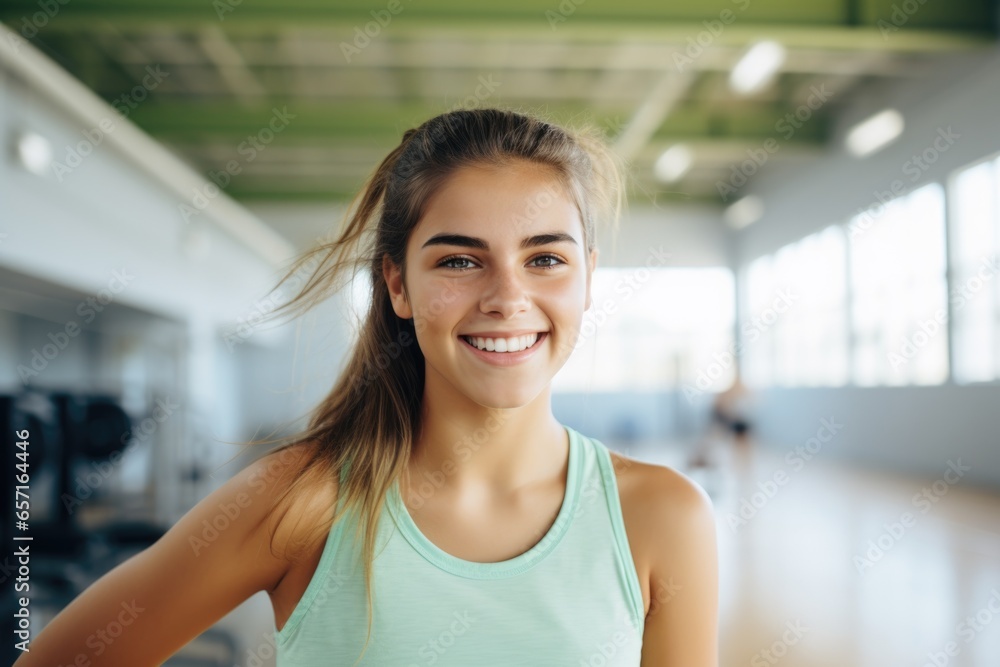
[403,371,568,501]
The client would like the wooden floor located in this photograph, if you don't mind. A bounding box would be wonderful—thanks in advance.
[627,433,1000,667]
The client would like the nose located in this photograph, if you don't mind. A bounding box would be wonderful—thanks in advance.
[480,263,532,318]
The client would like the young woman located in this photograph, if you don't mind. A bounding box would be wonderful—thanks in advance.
[15,108,719,666]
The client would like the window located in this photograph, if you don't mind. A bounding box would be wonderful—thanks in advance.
[849,183,948,386]
[552,267,735,392]
[949,155,1000,383]
[741,254,776,389]
[741,226,848,388]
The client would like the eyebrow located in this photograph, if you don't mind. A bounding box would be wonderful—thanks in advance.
[421,231,578,251]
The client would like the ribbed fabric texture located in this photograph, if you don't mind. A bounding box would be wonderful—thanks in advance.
[274,424,645,666]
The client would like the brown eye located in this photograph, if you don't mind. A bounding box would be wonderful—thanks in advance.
[531,254,565,269]
[438,256,476,270]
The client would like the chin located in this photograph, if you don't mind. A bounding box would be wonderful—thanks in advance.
[474,397,531,411]
[467,382,545,411]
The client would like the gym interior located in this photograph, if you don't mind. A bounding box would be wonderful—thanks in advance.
[2,2,999,666]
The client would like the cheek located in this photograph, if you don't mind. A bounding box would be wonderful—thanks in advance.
[411,279,468,334]
[553,273,588,311]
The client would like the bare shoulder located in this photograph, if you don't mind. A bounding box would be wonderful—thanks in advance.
[250,440,340,576]
[607,450,717,615]
[251,440,346,633]
[608,449,715,528]
[608,450,719,664]
[190,438,336,590]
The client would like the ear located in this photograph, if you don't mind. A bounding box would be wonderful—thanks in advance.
[584,247,598,311]
[382,254,413,319]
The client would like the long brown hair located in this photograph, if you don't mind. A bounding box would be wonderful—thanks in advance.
[246,106,624,662]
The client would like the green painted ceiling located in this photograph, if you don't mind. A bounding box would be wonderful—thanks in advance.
[2,0,996,205]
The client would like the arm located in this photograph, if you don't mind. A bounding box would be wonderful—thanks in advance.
[13,442,317,666]
[640,468,720,667]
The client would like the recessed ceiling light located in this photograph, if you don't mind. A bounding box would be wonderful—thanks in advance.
[654,144,693,183]
[730,41,786,95]
[16,132,52,176]
[724,195,764,229]
[845,109,904,157]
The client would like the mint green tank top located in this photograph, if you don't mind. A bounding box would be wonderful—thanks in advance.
[273,424,645,665]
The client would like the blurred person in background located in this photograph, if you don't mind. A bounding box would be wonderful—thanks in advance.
[710,367,753,449]
[689,368,754,473]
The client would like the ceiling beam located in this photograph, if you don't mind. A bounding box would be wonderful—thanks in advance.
[62,38,954,77]
[123,101,829,144]
[614,70,694,162]
[0,0,994,34]
[197,25,267,104]
[4,16,993,52]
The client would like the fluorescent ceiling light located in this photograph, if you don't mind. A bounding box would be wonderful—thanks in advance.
[730,41,786,95]
[17,132,52,176]
[654,144,693,182]
[724,195,764,230]
[845,109,904,157]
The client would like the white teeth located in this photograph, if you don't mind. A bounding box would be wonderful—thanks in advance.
[463,332,540,353]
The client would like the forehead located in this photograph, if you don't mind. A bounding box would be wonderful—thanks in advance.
[413,161,583,242]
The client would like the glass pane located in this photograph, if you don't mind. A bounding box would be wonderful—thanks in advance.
[741,225,849,388]
[951,161,995,267]
[742,256,775,389]
[953,321,995,383]
[950,158,1000,383]
[850,183,948,385]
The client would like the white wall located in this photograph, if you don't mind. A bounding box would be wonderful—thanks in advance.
[0,37,309,519]
[0,70,284,327]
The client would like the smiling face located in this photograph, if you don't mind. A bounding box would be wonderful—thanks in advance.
[383,160,597,409]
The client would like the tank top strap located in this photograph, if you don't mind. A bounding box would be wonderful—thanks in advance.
[584,431,647,632]
[274,455,357,645]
